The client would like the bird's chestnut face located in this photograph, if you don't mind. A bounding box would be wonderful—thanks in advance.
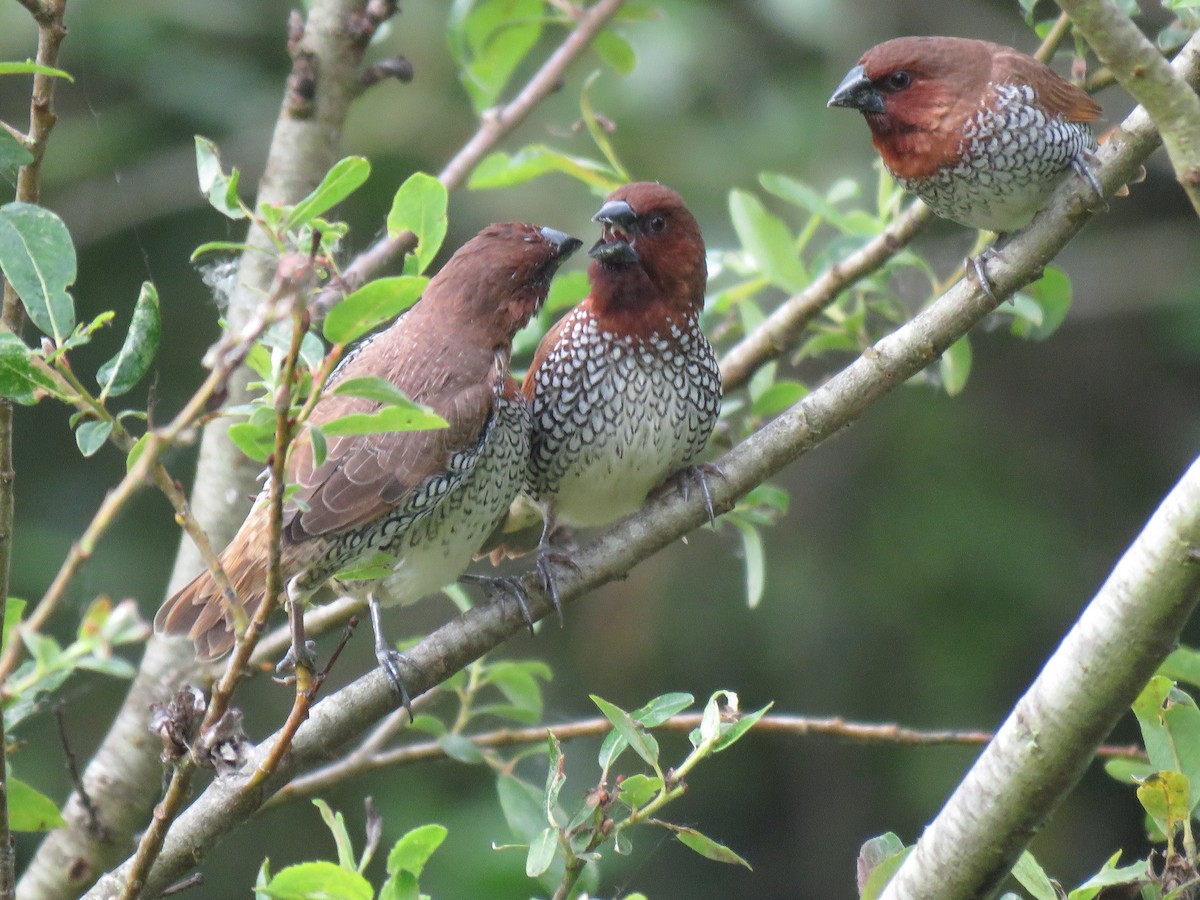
[588,183,707,309]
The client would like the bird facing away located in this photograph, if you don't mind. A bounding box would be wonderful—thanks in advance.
[519,182,722,604]
[156,223,582,701]
[827,36,1102,233]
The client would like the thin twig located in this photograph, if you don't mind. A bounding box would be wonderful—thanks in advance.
[266,713,1146,809]
[52,707,105,841]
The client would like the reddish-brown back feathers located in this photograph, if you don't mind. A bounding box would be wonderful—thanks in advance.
[839,36,1100,180]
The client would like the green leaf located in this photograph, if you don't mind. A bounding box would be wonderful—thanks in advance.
[1069,851,1149,900]
[332,376,422,408]
[312,799,356,872]
[323,276,427,344]
[1133,676,1177,773]
[194,136,247,220]
[0,202,77,344]
[1161,646,1200,689]
[728,189,807,293]
[0,331,61,404]
[1135,769,1190,839]
[125,433,150,473]
[729,519,766,609]
[260,860,373,900]
[594,30,636,75]
[309,424,328,469]
[618,773,662,809]
[379,871,419,900]
[545,269,589,313]
[497,773,545,843]
[321,403,447,437]
[386,173,448,275]
[860,844,912,900]
[0,129,33,178]
[1012,266,1071,341]
[0,60,73,81]
[227,420,276,462]
[1103,755,1155,784]
[662,823,752,869]
[1162,687,1200,812]
[488,659,550,717]
[74,419,112,457]
[592,695,660,771]
[750,380,806,418]
[8,776,65,832]
[97,281,160,399]
[713,701,773,753]
[1011,851,1058,900]
[3,597,26,650]
[634,692,694,726]
[190,239,253,261]
[526,826,557,878]
[386,823,447,877]
[451,0,544,113]
[468,146,621,193]
[439,733,484,764]
[939,334,972,396]
[285,157,371,230]
[759,171,872,236]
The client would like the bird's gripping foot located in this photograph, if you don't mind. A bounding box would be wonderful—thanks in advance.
[460,573,536,634]
[369,592,422,721]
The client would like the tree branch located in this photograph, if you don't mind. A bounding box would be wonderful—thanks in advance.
[0,2,69,898]
[16,2,382,897]
[80,33,1166,893]
[1056,0,1200,217]
[878,31,1200,900]
[267,713,1145,810]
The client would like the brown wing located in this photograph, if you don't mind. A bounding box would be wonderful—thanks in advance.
[286,326,498,541]
[991,45,1102,122]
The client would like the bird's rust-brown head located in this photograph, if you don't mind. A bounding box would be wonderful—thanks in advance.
[586,181,707,322]
[827,36,1101,180]
[420,222,582,346]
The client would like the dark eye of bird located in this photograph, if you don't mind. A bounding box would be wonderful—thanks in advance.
[884,70,912,91]
[648,215,667,233]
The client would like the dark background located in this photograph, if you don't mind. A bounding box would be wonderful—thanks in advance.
[1,0,1198,896]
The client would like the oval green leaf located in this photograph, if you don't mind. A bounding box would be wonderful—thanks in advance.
[323,276,427,344]
[320,405,447,437]
[386,173,447,275]
[386,823,448,878]
[262,860,372,900]
[285,156,371,230]
[0,331,61,404]
[728,189,807,293]
[75,419,113,458]
[9,776,66,832]
[0,202,77,343]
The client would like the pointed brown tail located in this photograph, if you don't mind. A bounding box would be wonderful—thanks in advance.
[155,555,268,661]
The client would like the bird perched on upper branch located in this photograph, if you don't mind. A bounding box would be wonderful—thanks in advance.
[156,222,581,708]
[828,36,1102,291]
[513,182,722,606]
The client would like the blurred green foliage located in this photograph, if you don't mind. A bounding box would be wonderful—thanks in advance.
[0,0,1198,897]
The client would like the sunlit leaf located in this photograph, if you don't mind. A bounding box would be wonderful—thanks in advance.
[0,60,72,80]
[8,777,65,832]
[1011,850,1057,900]
[285,156,371,230]
[451,0,544,112]
[194,136,247,220]
[659,822,751,869]
[386,823,447,878]
[321,404,447,437]
[469,145,621,193]
[260,860,372,900]
[1135,769,1190,839]
[322,276,427,344]
[594,30,636,75]
[0,331,61,404]
[728,189,807,293]
[387,173,447,275]
[526,826,557,877]
[592,694,660,770]
[728,518,765,609]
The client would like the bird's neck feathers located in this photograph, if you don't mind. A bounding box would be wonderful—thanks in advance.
[864,83,970,180]
[584,258,705,338]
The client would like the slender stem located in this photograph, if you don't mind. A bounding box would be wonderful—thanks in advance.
[0,1,69,896]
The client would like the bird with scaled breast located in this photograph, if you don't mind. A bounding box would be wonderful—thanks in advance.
[155,222,582,709]
[512,182,723,607]
[828,36,1102,291]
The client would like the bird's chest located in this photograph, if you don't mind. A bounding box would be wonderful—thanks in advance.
[527,319,721,527]
[896,84,1095,231]
[312,394,531,604]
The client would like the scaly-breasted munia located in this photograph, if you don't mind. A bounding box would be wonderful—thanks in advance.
[828,36,1102,289]
[520,182,722,604]
[156,223,581,704]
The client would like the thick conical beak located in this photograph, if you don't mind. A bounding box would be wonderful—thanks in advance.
[589,198,639,264]
[539,227,583,259]
[827,64,884,114]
